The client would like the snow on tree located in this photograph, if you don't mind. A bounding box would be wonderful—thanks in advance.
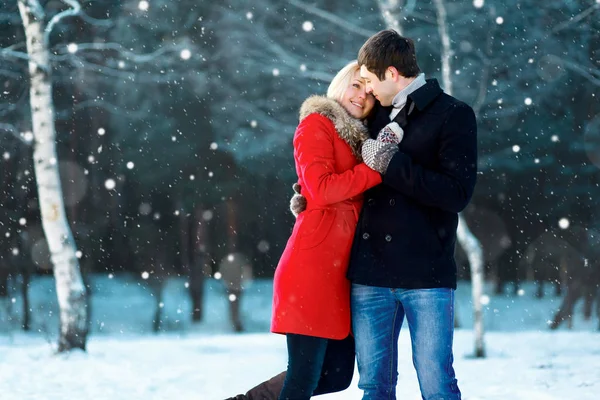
[432,0,486,357]
[16,0,88,352]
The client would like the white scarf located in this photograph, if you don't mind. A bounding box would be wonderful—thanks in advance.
[389,73,426,120]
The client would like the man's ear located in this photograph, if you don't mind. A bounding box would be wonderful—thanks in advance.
[387,66,400,81]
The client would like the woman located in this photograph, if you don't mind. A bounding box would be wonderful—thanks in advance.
[226,61,381,400]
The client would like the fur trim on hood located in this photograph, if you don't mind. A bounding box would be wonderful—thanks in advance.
[299,95,369,161]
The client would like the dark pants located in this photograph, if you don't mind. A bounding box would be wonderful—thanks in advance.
[278,334,355,400]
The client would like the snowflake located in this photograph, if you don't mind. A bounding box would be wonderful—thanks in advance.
[180,49,191,60]
[105,179,116,190]
[302,21,314,32]
[558,218,570,230]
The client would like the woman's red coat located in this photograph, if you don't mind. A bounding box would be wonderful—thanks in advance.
[271,98,381,339]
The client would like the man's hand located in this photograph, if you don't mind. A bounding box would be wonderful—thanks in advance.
[290,183,307,217]
[361,139,398,174]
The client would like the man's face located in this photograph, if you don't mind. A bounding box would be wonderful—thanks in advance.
[359,65,399,106]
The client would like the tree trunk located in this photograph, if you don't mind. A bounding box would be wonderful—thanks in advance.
[18,229,33,331]
[376,0,405,35]
[190,204,208,322]
[21,258,31,331]
[433,0,485,357]
[18,0,88,352]
[457,215,485,357]
[225,199,244,332]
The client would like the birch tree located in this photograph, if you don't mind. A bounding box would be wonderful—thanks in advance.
[16,0,87,351]
[432,0,485,357]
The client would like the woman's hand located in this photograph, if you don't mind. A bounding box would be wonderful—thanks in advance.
[360,122,402,174]
[290,183,307,217]
[361,138,399,174]
[377,122,404,145]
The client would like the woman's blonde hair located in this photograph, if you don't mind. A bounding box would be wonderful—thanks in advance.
[326,60,360,102]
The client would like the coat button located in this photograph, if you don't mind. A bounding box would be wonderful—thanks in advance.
[389,199,395,206]
[363,233,370,240]
[367,198,375,206]
[385,234,392,242]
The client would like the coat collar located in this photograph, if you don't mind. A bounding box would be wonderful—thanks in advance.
[374,79,443,123]
[299,95,370,161]
[408,78,443,111]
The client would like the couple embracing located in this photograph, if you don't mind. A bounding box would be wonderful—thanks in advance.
[227,29,477,400]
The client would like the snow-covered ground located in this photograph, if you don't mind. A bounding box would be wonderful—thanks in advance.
[0,275,598,399]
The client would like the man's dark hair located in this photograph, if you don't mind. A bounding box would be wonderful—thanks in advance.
[358,29,421,80]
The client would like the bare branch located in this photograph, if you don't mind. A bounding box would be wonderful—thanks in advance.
[552,3,600,33]
[433,0,453,95]
[546,55,600,87]
[478,153,549,173]
[56,56,195,84]
[0,12,21,24]
[0,103,19,117]
[400,1,437,24]
[18,0,44,20]
[7,43,27,51]
[55,99,151,120]
[404,0,417,15]
[0,69,23,79]
[472,14,497,117]
[376,0,436,31]
[0,123,30,145]
[378,0,404,34]
[2,43,48,71]
[241,23,335,78]
[472,67,490,119]
[481,104,530,120]
[302,70,335,83]
[287,0,376,38]
[0,48,30,62]
[52,42,188,64]
[45,0,82,46]
[79,10,113,29]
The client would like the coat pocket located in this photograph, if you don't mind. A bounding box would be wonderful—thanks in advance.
[296,209,336,250]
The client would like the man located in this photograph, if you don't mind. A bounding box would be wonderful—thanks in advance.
[348,29,477,399]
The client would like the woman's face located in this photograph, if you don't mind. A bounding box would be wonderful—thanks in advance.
[340,70,376,120]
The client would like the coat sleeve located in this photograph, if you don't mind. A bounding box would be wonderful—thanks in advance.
[382,103,478,213]
[294,114,382,206]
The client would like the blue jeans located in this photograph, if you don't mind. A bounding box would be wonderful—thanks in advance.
[351,284,461,400]
[279,334,355,400]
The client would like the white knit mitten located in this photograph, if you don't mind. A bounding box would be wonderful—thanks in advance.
[361,139,398,174]
[377,122,404,145]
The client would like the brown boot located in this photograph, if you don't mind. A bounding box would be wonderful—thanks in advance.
[225,371,286,400]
